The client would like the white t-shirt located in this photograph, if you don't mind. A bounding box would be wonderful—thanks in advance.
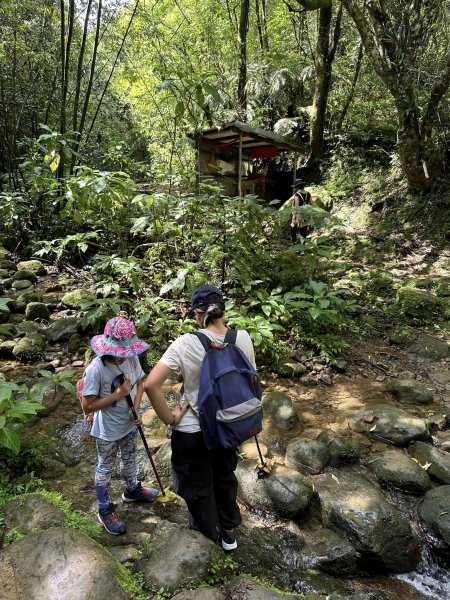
[84,356,145,441]
[160,329,256,433]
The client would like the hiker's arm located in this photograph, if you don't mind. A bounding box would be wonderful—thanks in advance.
[144,362,187,426]
[82,378,132,414]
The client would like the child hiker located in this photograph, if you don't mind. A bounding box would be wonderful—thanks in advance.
[82,316,158,535]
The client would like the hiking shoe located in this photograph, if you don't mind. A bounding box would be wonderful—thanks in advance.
[122,483,158,503]
[221,530,237,551]
[97,508,126,535]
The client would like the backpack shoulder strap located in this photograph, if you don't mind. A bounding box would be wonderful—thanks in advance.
[192,331,212,352]
[224,328,238,344]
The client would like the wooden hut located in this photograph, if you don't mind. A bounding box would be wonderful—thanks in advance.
[194,121,303,198]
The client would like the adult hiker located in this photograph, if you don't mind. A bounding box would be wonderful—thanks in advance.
[144,284,257,551]
[290,178,312,248]
[82,315,158,535]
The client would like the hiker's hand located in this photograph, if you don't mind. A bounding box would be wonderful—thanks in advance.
[172,404,189,426]
[132,410,143,426]
[115,378,132,398]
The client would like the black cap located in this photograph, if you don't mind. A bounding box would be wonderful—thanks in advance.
[291,178,306,188]
[190,284,223,310]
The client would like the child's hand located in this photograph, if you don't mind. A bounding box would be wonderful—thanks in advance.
[114,378,132,398]
[132,411,143,426]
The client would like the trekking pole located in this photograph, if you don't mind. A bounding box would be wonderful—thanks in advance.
[117,375,165,496]
[254,435,266,468]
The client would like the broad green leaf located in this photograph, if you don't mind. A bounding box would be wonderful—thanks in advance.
[0,427,21,454]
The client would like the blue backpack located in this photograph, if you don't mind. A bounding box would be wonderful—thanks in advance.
[193,329,263,450]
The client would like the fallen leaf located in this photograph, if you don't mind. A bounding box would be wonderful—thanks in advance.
[370,424,377,431]
[331,474,340,483]
[155,487,177,503]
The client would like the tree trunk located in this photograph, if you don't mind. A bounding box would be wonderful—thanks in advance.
[309,3,342,163]
[397,106,437,192]
[237,0,250,119]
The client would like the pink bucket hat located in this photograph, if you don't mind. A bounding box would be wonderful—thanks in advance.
[90,316,149,358]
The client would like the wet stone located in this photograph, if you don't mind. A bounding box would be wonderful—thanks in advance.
[366,448,431,493]
[386,378,434,405]
[285,437,330,475]
[409,441,450,484]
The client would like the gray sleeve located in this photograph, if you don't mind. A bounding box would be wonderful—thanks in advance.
[83,363,101,397]
[237,330,257,370]
[133,356,145,380]
[160,337,183,372]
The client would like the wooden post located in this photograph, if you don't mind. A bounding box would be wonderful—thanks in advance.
[195,136,201,194]
[238,132,243,197]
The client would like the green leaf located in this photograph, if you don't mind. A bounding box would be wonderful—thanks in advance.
[0,415,6,429]
[0,427,21,454]
[49,152,60,173]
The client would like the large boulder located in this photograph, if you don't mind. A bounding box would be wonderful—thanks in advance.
[233,516,355,590]
[396,287,440,321]
[17,260,47,275]
[13,333,46,362]
[61,288,95,309]
[236,459,313,519]
[3,494,65,534]
[418,486,450,547]
[298,526,358,576]
[49,317,80,342]
[134,520,215,591]
[409,441,450,484]
[0,528,130,600]
[349,403,429,446]
[407,333,449,361]
[386,378,433,405]
[313,470,421,573]
[263,391,300,429]
[366,449,431,493]
[285,437,330,474]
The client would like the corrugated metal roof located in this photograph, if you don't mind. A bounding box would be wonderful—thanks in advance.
[196,121,302,153]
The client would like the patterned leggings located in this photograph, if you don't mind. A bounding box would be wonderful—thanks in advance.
[95,429,138,509]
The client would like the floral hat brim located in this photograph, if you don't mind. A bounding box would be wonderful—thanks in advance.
[90,334,150,358]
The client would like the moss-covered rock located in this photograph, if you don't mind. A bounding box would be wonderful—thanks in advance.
[12,270,38,283]
[403,277,434,290]
[67,333,83,354]
[13,333,47,362]
[15,291,41,311]
[396,287,440,320]
[0,323,16,338]
[12,280,34,291]
[25,302,50,320]
[49,317,80,342]
[0,307,10,324]
[0,340,16,358]
[0,268,11,279]
[436,279,450,297]
[61,288,95,309]
[16,321,42,336]
[0,247,12,259]
[0,259,17,272]
[17,260,47,275]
